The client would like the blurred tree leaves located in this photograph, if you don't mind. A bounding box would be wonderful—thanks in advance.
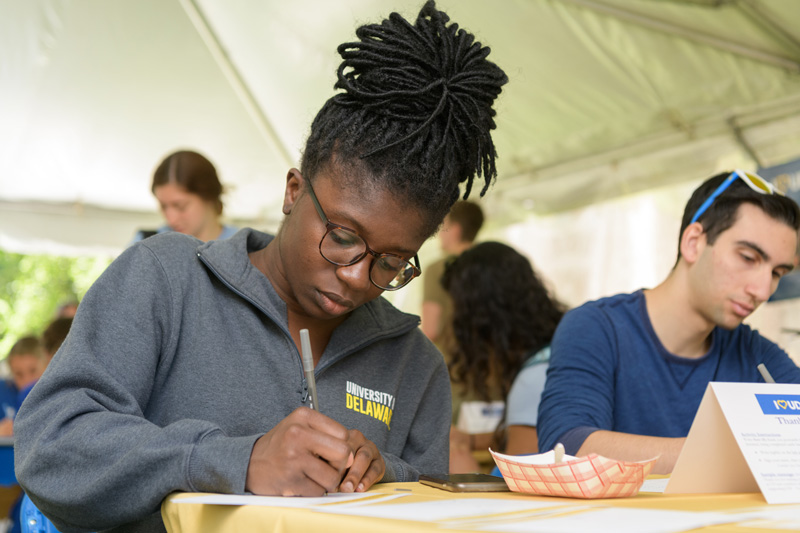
[0,251,111,357]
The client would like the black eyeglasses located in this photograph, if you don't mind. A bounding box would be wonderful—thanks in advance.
[303,175,422,291]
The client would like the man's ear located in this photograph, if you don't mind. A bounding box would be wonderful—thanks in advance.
[679,222,706,264]
[282,168,303,215]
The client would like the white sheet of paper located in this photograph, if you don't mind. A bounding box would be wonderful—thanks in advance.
[440,505,595,530]
[473,507,744,533]
[667,382,800,504]
[313,493,405,508]
[172,492,374,507]
[728,504,800,530]
[737,518,800,530]
[317,497,567,521]
[639,477,669,493]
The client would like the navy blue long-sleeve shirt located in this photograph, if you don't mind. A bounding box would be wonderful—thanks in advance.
[537,290,800,455]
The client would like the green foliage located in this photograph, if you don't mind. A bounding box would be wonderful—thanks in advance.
[0,250,112,358]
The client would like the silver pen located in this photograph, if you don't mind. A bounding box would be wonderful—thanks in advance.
[757,363,776,384]
[300,329,320,410]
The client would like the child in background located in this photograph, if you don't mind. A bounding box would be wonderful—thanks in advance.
[0,337,46,436]
[0,378,15,436]
[2,320,71,532]
[14,318,73,413]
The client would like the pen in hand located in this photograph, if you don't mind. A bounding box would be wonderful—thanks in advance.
[301,329,354,490]
[757,363,776,384]
[300,329,320,411]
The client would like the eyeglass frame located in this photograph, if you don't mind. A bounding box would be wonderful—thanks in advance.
[689,169,780,225]
[301,174,422,291]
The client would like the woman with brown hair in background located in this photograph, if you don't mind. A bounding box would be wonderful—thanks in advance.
[133,150,238,243]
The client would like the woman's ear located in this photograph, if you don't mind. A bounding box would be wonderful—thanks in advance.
[282,169,303,215]
[679,222,706,265]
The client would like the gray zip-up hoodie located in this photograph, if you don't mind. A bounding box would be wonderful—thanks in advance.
[14,229,450,533]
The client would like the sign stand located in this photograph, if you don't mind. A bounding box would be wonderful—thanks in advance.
[666,382,800,504]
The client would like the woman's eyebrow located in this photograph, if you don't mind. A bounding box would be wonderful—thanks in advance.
[328,212,417,257]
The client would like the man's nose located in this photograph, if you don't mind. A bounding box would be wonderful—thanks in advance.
[747,268,775,304]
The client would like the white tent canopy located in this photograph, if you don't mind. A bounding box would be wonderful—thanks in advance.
[3,0,800,255]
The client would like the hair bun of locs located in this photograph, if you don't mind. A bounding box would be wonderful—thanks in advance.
[330,1,507,202]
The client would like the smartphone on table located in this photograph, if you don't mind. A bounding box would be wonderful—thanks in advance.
[419,473,510,492]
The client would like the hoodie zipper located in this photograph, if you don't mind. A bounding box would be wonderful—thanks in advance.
[196,249,420,406]
[196,252,311,406]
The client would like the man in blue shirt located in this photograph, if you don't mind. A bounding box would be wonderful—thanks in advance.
[537,170,800,474]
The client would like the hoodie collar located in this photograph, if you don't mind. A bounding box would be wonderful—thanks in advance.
[195,228,421,362]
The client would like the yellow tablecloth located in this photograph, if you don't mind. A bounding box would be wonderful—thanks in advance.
[161,482,794,533]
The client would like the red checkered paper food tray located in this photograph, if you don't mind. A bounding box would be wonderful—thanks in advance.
[490,448,657,499]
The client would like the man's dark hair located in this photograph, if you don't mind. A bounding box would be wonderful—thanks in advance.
[448,201,484,243]
[677,171,800,261]
[300,1,508,237]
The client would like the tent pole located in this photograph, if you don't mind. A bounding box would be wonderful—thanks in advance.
[727,116,763,169]
[557,0,800,73]
[503,97,800,187]
[735,0,800,59]
[177,0,296,168]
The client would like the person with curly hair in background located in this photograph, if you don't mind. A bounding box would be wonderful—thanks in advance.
[14,2,507,531]
[442,242,565,473]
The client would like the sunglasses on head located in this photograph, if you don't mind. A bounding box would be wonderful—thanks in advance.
[689,169,781,225]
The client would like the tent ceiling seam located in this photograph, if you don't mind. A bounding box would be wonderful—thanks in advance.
[735,0,800,58]
[556,0,800,73]
[727,116,763,168]
[177,0,295,167]
[502,105,800,186]
[0,199,284,227]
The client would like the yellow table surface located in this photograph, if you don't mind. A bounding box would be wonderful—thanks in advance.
[161,481,795,533]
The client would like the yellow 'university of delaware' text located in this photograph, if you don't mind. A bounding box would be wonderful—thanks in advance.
[346,393,393,429]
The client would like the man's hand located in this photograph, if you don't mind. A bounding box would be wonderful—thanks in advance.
[245,407,354,496]
[578,430,686,475]
[338,429,385,493]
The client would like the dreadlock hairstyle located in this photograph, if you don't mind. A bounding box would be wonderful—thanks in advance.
[300,1,508,236]
[442,242,566,403]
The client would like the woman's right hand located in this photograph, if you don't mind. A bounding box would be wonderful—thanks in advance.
[245,407,355,496]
